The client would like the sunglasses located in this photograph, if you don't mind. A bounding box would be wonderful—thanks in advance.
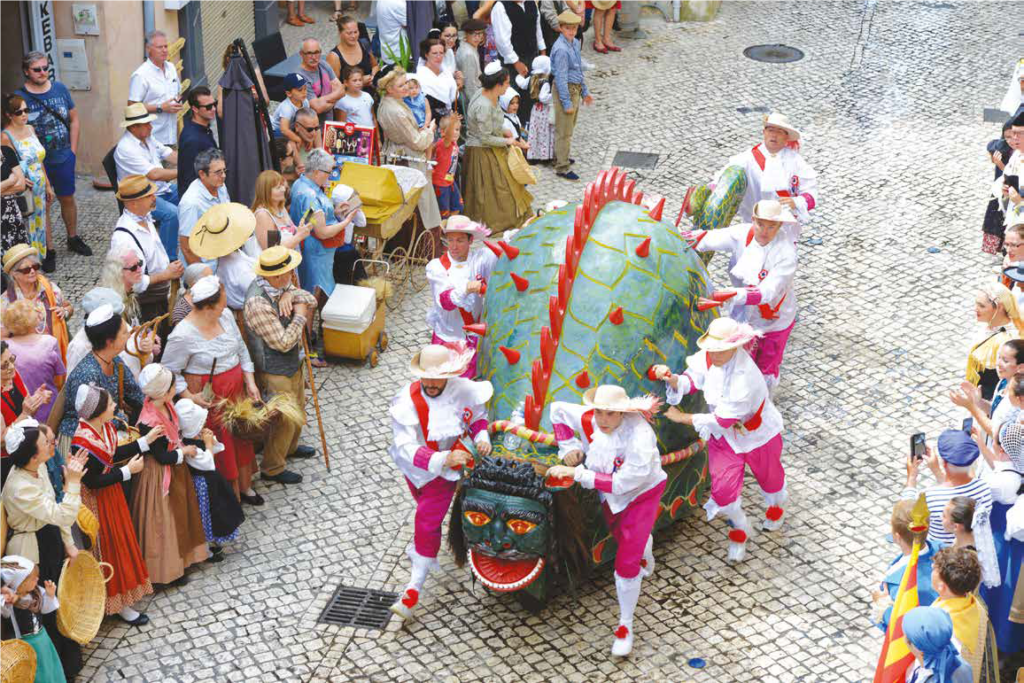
[296,123,318,133]
[1,353,17,369]
[11,108,28,116]
[196,102,217,110]
[123,262,143,272]
[15,263,41,274]
[28,66,47,73]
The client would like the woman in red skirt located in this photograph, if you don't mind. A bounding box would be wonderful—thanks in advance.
[160,275,262,504]
[72,383,160,625]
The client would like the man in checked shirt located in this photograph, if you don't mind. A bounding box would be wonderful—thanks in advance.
[243,246,320,486]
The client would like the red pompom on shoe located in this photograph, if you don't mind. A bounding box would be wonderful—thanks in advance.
[615,625,630,639]
[765,506,784,522]
[639,559,648,569]
[401,589,419,608]
[728,529,748,544]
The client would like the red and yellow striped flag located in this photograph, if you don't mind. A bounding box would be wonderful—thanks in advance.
[873,494,929,683]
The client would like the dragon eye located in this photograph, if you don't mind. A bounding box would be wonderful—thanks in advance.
[464,511,491,527]
[506,519,537,535]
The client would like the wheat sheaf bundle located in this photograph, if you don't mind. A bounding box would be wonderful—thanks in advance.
[357,276,392,303]
[218,394,306,434]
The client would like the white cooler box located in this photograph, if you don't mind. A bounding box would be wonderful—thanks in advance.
[321,284,384,362]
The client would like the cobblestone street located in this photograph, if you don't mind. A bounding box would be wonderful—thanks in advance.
[35,1,1023,681]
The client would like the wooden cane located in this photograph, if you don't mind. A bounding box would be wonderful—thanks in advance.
[301,330,330,472]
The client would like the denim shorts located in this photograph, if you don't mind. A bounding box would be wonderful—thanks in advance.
[44,151,77,197]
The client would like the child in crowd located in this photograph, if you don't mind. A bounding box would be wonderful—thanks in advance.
[526,56,555,163]
[931,547,989,677]
[273,73,310,143]
[403,75,431,130]
[432,114,463,220]
[334,66,375,128]
[500,89,524,143]
[1,556,65,683]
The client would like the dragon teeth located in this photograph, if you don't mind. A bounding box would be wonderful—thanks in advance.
[468,550,545,592]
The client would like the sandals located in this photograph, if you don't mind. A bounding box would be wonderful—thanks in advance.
[606,44,622,52]
[592,41,608,54]
[308,351,328,368]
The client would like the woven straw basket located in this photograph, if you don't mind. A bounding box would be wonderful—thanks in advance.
[56,554,113,645]
[1,638,36,683]
[77,506,99,549]
[507,146,537,186]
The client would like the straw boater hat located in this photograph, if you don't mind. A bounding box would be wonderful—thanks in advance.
[188,203,257,260]
[120,102,156,128]
[582,384,659,413]
[752,199,796,224]
[2,244,40,274]
[556,9,582,25]
[443,215,491,239]
[697,317,761,353]
[409,343,474,379]
[115,174,158,202]
[253,245,302,277]
[762,112,800,141]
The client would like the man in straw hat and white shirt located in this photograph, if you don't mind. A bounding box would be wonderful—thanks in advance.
[424,216,499,378]
[687,113,818,239]
[114,103,181,259]
[652,317,786,563]
[546,385,666,657]
[683,199,799,389]
[109,174,185,326]
[242,246,319,486]
[388,343,494,621]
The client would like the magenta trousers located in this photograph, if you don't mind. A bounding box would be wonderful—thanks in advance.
[601,480,666,579]
[708,433,785,508]
[430,332,478,378]
[745,320,795,379]
[405,476,459,558]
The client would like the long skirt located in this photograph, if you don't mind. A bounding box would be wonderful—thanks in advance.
[463,145,533,236]
[82,484,153,615]
[526,103,555,161]
[24,627,66,683]
[129,456,208,584]
[190,467,244,544]
[979,501,1024,653]
[982,197,1005,254]
[184,364,256,482]
[34,524,81,680]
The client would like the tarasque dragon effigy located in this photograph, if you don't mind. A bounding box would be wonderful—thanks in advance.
[447,166,746,610]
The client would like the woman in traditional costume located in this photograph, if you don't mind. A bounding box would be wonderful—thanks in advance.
[1,419,86,680]
[546,385,666,658]
[966,282,1021,401]
[161,275,262,504]
[130,363,208,585]
[73,383,157,624]
[463,62,533,235]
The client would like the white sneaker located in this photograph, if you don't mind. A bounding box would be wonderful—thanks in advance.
[762,506,785,532]
[582,58,596,71]
[389,588,419,621]
[726,527,749,563]
[611,624,634,657]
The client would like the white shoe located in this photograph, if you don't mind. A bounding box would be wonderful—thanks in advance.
[611,624,634,657]
[640,535,655,578]
[726,527,749,563]
[389,588,419,621]
[582,58,596,71]
[762,506,785,532]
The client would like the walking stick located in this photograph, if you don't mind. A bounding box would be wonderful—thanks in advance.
[301,330,330,472]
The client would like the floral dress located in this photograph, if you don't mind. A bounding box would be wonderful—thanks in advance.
[5,132,47,256]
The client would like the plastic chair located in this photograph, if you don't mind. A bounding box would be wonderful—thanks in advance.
[101,146,123,213]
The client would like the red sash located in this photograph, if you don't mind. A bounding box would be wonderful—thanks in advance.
[409,381,439,450]
[750,145,798,199]
[745,228,787,321]
[440,253,477,328]
[742,400,766,432]
[581,409,595,444]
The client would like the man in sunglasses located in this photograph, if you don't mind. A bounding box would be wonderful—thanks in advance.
[177,86,219,194]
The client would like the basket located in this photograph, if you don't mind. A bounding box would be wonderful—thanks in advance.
[0,639,36,683]
[77,506,99,550]
[507,146,537,186]
[56,554,113,645]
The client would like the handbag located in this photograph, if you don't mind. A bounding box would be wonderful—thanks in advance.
[2,132,35,218]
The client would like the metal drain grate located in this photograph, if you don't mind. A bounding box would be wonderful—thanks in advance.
[611,151,659,169]
[318,585,398,630]
[743,44,805,64]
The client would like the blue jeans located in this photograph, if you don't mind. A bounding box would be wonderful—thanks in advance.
[153,184,180,260]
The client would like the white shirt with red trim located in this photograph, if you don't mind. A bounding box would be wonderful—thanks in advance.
[697,224,798,334]
[388,378,492,489]
[665,349,783,453]
[424,247,499,342]
[549,402,666,514]
[716,143,818,239]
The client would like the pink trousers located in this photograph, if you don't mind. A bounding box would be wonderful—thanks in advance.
[431,332,478,378]
[601,480,667,579]
[708,433,785,508]
[405,477,459,558]
[745,320,795,380]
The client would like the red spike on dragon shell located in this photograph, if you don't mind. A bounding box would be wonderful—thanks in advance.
[648,196,666,222]
[510,272,530,292]
[498,346,521,364]
[635,237,651,258]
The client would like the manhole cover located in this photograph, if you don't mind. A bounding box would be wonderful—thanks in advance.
[611,151,659,169]
[743,44,805,64]
[318,585,398,630]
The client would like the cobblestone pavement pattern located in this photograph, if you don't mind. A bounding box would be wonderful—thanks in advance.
[38,2,1021,681]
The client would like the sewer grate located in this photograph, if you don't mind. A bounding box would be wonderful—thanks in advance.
[743,44,805,64]
[317,585,398,630]
[611,151,659,169]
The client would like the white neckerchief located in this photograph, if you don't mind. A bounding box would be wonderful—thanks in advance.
[424,382,466,442]
[585,415,641,473]
[730,234,778,286]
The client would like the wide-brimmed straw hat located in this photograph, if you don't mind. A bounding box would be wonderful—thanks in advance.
[188,203,256,259]
[752,199,796,224]
[697,317,760,352]
[443,215,491,239]
[582,385,659,413]
[115,174,158,202]
[409,343,474,379]
[762,112,800,141]
[253,245,302,277]
[556,9,582,24]
[2,244,40,274]
[120,102,156,128]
